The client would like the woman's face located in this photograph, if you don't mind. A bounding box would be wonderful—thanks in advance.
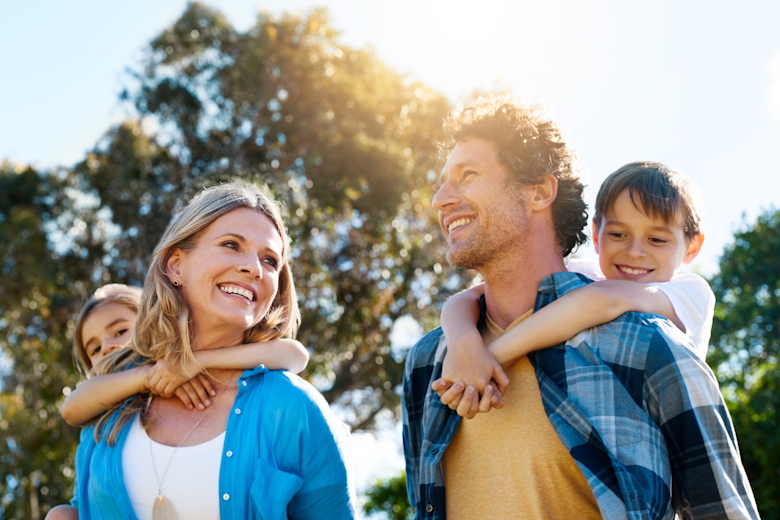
[167,207,284,346]
[81,302,137,367]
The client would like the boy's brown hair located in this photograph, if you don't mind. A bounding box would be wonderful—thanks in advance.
[594,161,702,241]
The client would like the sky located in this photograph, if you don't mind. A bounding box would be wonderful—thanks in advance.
[3,0,780,496]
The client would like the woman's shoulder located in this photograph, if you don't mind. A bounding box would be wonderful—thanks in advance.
[250,370,333,414]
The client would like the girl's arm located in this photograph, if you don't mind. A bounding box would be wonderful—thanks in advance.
[146,339,309,398]
[61,365,151,426]
[487,279,681,366]
[195,338,309,374]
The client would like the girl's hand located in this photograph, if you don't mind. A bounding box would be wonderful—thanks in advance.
[146,359,201,398]
[431,378,504,418]
[172,374,216,411]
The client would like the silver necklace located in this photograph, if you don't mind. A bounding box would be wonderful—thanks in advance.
[148,375,235,520]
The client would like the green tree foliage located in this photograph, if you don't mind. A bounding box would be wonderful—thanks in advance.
[709,208,780,518]
[363,472,413,520]
[1,3,463,517]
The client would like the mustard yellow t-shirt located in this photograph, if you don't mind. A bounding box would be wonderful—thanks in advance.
[442,311,600,519]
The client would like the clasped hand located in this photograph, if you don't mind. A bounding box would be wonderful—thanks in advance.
[146,358,216,411]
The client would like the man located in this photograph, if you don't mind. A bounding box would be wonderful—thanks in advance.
[402,95,758,519]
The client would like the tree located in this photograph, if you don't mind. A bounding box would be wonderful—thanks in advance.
[709,208,780,518]
[1,3,464,516]
[363,471,413,520]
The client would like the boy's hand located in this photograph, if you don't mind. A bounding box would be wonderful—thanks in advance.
[432,379,504,418]
[441,340,510,395]
[172,375,216,411]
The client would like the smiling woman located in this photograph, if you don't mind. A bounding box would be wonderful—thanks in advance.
[69,183,356,519]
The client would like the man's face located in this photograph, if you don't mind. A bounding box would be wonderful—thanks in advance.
[432,138,529,270]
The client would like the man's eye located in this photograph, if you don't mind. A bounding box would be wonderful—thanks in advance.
[463,170,477,179]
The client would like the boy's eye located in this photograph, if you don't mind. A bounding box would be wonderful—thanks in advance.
[649,237,668,245]
[608,232,625,239]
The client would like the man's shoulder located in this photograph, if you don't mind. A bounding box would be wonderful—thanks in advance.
[406,327,444,366]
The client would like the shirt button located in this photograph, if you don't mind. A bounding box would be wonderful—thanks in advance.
[234,408,241,415]
[226,451,233,457]
[426,504,434,513]
[223,493,230,501]
[241,381,247,386]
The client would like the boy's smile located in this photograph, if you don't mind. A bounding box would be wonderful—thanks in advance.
[593,189,703,284]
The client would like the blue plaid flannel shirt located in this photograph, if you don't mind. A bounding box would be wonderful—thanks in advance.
[402,271,758,520]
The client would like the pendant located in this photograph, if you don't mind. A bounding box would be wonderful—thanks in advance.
[152,494,176,520]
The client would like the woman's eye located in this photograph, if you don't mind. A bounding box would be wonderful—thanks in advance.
[222,241,239,250]
[263,257,279,268]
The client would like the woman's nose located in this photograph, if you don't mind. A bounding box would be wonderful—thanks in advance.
[239,254,263,278]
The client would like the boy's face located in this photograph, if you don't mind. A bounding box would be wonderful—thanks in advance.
[593,189,703,283]
[82,302,137,367]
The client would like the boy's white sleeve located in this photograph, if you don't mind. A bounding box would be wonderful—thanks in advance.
[648,273,715,359]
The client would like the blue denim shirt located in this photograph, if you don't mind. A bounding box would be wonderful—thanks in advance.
[72,366,356,519]
[403,272,758,520]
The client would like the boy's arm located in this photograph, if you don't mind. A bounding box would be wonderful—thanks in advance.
[195,338,309,374]
[61,365,151,426]
[439,284,509,393]
[488,280,682,366]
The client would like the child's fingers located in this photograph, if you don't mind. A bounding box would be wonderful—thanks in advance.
[440,381,466,406]
[492,366,510,394]
[173,387,196,410]
[478,384,496,414]
[187,378,213,408]
[196,374,217,397]
[431,378,451,395]
[457,386,478,418]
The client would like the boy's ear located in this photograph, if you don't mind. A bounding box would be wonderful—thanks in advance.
[682,233,705,265]
[166,248,184,279]
[527,174,558,211]
[591,220,601,254]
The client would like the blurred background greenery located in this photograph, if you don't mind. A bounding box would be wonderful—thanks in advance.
[1,3,779,519]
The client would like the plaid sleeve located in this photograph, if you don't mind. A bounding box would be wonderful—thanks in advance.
[643,325,759,519]
[403,328,444,511]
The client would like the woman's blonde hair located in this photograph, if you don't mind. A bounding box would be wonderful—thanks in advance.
[73,284,142,377]
[95,182,300,444]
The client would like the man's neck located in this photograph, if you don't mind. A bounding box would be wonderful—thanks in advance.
[480,241,566,330]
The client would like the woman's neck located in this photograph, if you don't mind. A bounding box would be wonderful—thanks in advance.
[190,324,245,352]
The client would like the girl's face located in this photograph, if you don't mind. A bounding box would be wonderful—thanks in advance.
[81,302,137,367]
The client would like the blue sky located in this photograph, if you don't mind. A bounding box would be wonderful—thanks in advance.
[3,1,780,275]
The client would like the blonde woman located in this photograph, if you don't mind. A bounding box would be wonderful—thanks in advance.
[69,183,355,519]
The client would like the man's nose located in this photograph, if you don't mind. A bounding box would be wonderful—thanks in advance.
[432,178,458,211]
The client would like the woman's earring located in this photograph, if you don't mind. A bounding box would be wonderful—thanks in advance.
[173,280,180,286]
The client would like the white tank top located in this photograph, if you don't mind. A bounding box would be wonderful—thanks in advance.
[122,414,226,520]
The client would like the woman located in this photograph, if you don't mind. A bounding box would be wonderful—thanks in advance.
[70,183,355,519]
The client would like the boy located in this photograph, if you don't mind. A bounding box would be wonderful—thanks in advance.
[434,161,714,416]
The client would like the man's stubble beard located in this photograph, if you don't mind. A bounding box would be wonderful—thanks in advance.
[445,185,530,272]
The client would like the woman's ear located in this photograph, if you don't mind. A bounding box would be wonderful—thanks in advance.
[166,248,184,280]
[528,174,558,211]
[682,233,705,265]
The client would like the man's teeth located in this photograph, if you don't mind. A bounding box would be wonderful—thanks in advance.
[219,285,253,301]
[620,266,649,275]
[448,218,473,233]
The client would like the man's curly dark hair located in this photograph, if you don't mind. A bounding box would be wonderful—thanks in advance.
[440,95,588,256]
